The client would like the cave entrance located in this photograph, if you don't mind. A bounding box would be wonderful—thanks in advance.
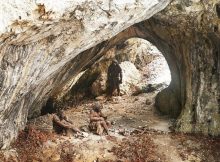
[114,37,171,95]
[37,37,172,131]
[39,37,172,118]
[58,37,171,106]
[40,37,172,132]
[21,21,182,161]
[101,37,172,131]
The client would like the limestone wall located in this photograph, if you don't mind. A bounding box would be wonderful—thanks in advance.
[0,0,170,148]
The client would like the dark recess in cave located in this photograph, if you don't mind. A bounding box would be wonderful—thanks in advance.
[218,98,220,114]
[116,41,128,50]
[70,71,100,97]
[41,98,56,115]
[216,3,220,18]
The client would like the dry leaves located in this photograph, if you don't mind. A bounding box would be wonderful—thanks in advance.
[110,133,165,162]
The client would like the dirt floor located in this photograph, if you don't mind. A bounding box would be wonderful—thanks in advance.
[1,91,220,162]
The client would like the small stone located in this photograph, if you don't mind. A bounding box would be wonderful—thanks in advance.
[111,121,116,125]
[146,99,151,105]
[95,96,105,101]
[82,132,89,137]
[51,154,60,161]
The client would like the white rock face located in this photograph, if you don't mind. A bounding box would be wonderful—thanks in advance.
[0,0,168,36]
[120,61,141,94]
[0,0,170,148]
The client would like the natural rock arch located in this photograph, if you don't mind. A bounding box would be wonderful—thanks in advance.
[0,0,170,149]
[0,0,220,149]
[47,3,220,137]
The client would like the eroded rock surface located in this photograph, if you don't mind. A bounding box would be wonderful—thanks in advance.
[145,1,220,135]
[0,0,170,148]
[59,0,220,136]
[0,0,220,149]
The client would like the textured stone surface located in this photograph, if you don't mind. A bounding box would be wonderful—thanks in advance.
[0,0,170,148]
[119,61,142,94]
[140,1,220,135]
[155,87,181,118]
[0,0,220,149]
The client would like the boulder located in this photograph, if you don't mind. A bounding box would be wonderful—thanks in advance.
[155,87,181,118]
[119,61,142,94]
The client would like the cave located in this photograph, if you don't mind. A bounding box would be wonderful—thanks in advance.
[0,0,220,161]
[66,38,171,106]
[216,3,220,18]
[36,38,174,129]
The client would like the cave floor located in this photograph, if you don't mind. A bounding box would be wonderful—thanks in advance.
[2,91,220,162]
